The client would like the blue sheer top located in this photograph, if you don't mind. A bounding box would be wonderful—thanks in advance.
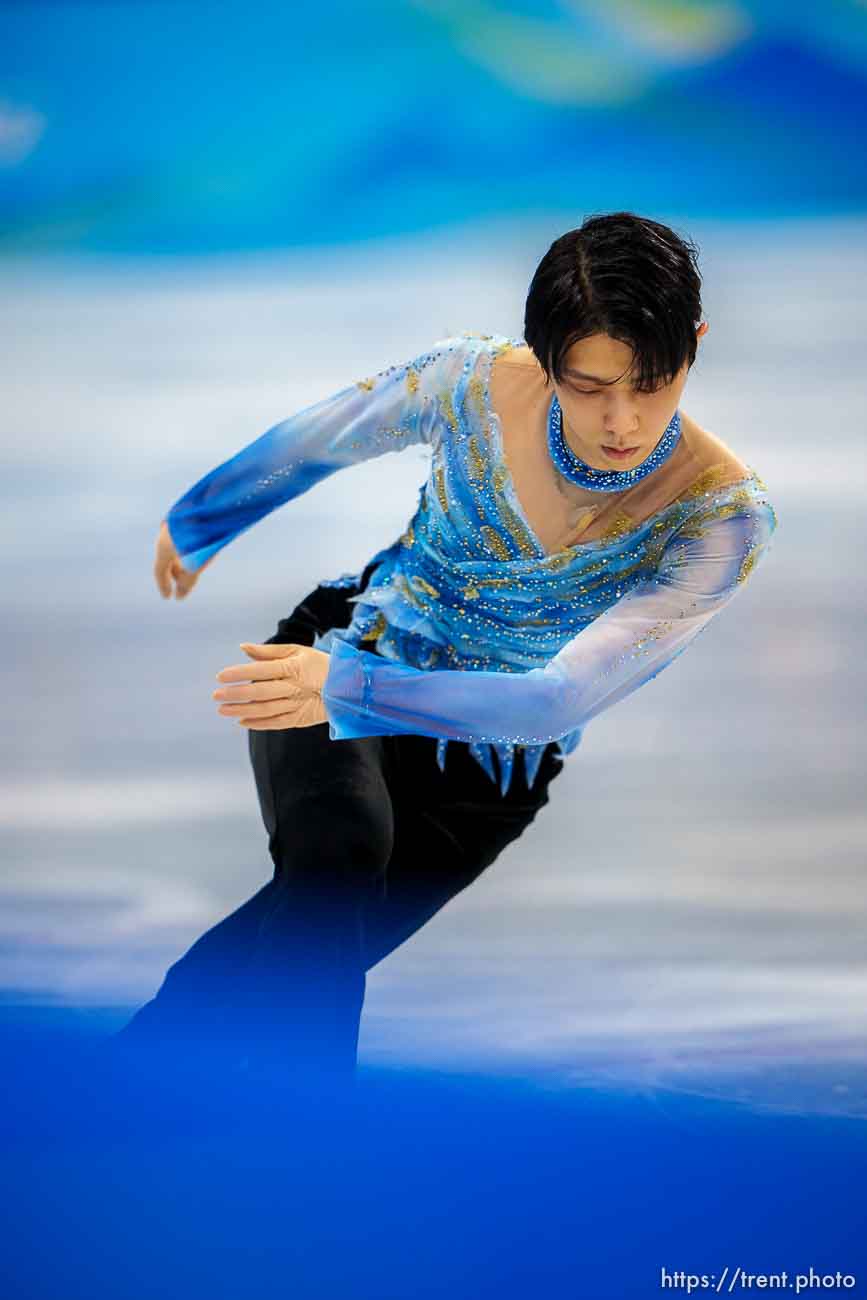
[166,333,779,795]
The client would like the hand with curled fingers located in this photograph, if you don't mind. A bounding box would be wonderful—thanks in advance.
[154,520,215,601]
[213,642,331,730]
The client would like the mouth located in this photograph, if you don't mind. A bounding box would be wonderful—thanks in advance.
[602,444,639,460]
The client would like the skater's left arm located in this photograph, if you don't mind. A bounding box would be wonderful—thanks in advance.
[316,493,779,745]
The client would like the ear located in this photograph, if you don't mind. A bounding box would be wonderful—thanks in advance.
[696,320,709,341]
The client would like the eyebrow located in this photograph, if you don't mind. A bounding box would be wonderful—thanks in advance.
[562,367,629,385]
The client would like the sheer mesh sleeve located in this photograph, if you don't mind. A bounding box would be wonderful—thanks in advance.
[164,338,469,573]
[321,489,778,744]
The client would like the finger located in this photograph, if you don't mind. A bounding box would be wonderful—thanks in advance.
[238,692,327,729]
[154,554,172,599]
[214,678,301,704]
[216,657,301,684]
[238,712,305,730]
[239,700,326,729]
[217,693,302,718]
[240,642,302,656]
[168,559,184,599]
[173,563,195,600]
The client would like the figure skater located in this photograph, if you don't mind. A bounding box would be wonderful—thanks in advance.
[111,211,778,1094]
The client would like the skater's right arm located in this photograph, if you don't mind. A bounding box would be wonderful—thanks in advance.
[156,336,473,585]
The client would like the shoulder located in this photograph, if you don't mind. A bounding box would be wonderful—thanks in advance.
[437,333,536,370]
[485,339,548,414]
[421,333,533,398]
[488,339,545,378]
[678,411,758,493]
[674,412,778,541]
[416,333,493,381]
[497,341,540,366]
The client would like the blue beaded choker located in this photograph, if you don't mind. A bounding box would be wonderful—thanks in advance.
[547,394,682,493]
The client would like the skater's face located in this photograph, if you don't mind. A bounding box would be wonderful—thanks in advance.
[550,323,708,473]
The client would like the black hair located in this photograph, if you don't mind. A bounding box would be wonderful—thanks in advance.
[523,211,704,392]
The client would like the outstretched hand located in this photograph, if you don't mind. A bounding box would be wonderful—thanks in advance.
[213,642,331,730]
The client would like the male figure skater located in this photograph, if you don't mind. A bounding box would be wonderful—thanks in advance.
[114,211,777,1092]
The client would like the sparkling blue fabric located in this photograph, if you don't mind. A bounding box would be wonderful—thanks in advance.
[166,332,778,795]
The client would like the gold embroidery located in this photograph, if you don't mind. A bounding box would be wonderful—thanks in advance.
[473,574,515,589]
[467,374,486,421]
[463,584,481,601]
[588,615,676,684]
[576,551,653,596]
[644,536,669,569]
[677,495,753,539]
[394,573,426,611]
[405,367,419,395]
[434,465,449,514]
[598,507,635,542]
[547,553,608,579]
[677,516,710,542]
[737,547,760,585]
[439,388,459,434]
[409,575,440,599]
[400,522,415,548]
[491,464,509,494]
[480,525,510,562]
[630,619,676,654]
[467,434,486,484]
[543,549,578,572]
[681,462,732,500]
[356,377,375,392]
[360,611,387,642]
[496,498,537,558]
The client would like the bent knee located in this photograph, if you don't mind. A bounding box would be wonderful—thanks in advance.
[271,789,394,885]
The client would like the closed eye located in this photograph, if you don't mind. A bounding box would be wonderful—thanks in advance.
[569,381,660,397]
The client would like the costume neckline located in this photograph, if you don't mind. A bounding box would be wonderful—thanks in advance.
[476,333,758,565]
[547,394,682,492]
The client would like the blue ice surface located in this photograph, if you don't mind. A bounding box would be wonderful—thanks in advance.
[3,1005,866,1300]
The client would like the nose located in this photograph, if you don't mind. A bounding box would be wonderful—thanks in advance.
[602,392,639,443]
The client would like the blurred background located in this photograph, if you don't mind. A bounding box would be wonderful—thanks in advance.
[2,0,867,1119]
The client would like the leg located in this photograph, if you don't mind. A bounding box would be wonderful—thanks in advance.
[113,576,385,1063]
[113,878,281,1056]
[361,735,563,971]
[116,720,393,1080]
[225,720,393,1076]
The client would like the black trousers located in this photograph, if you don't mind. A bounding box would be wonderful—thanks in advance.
[114,569,564,1081]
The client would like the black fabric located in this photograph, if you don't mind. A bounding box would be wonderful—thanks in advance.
[262,558,382,650]
[113,573,563,1083]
